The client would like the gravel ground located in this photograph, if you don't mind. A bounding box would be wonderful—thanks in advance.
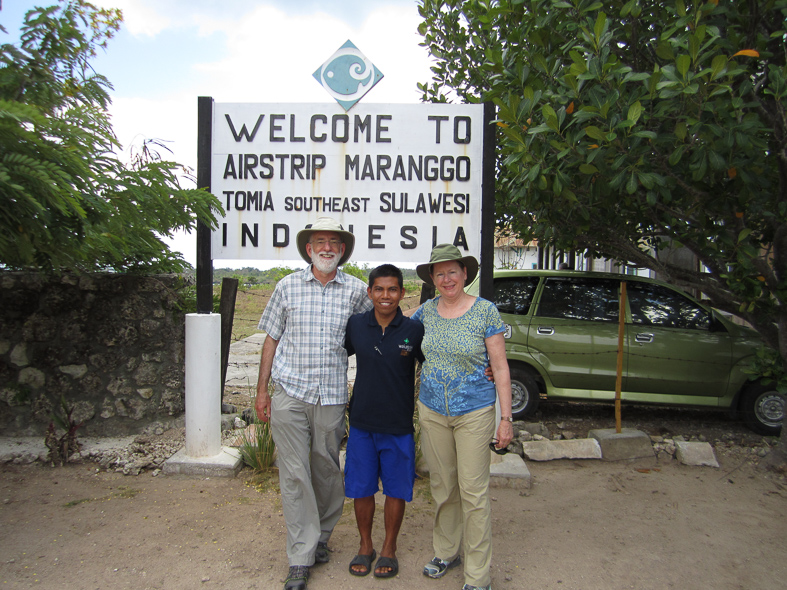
[2,334,786,589]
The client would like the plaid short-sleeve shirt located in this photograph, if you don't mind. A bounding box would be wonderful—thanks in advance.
[258,266,372,406]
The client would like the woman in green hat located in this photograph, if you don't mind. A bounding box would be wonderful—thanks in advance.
[413,244,513,590]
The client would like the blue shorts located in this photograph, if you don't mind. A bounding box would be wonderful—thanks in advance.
[344,426,415,502]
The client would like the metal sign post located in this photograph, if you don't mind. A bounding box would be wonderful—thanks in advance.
[479,101,497,301]
[196,96,214,314]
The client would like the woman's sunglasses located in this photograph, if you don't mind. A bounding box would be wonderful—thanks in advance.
[489,439,510,455]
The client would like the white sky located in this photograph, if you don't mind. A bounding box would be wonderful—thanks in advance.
[2,0,434,268]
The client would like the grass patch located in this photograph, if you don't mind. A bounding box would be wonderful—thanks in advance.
[63,486,141,508]
[238,419,277,472]
[113,486,141,499]
[63,498,93,508]
[219,285,272,342]
[245,469,280,496]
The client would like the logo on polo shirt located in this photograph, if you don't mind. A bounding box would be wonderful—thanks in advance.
[398,338,414,355]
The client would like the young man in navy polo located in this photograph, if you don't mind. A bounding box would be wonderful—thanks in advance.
[344,264,424,579]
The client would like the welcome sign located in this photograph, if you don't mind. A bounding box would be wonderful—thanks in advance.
[208,101,487,264]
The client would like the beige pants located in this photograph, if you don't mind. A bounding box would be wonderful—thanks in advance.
[419,402,496,587]
[270,384,346,566]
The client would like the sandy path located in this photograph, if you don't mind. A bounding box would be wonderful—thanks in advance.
[1,453,785,590]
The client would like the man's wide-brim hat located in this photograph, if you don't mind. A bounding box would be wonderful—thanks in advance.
[416,243,479,287]
[296,217,355,266]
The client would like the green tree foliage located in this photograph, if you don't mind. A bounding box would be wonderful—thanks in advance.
[419,0,787,361]
[341,262,370,281]
[0,1,221,273]
[267,266,298,283]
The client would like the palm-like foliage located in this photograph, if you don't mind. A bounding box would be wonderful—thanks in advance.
[0,1,221,272]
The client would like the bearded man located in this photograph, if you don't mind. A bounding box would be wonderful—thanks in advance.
[255,217,372,590]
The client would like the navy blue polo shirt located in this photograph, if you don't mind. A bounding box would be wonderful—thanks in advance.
[345,307,425,435]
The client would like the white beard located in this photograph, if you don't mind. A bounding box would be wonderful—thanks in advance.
[311,250,340,275]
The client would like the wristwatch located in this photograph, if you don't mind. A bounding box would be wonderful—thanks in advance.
[501,416,513,422]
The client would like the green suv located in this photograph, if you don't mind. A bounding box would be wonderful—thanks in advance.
[467,270,784,435]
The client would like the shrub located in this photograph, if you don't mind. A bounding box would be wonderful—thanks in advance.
[238,419,277,472]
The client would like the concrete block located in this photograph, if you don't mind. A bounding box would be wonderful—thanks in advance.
[588,428,655,461]
[675,441,719,468]
[520,438,602,461]
[490,452,531,489]
[163,446,243,477]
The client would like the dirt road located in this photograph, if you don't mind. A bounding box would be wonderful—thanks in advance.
[3,328,786,590]
[1,446,785,590]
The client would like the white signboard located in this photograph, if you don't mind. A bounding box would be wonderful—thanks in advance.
[210,102,485,264]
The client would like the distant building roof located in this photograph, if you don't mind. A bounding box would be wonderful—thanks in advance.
[494,230,536,250]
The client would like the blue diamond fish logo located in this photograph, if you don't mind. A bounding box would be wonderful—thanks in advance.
[313,40,384,111]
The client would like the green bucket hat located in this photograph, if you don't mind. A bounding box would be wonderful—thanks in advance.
[416,244,479,287]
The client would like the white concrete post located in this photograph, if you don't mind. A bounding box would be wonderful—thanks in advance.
[184,313,221,458]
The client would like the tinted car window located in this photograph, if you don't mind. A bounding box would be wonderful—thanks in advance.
[536,277,620,322]
[628,282,711,330]
[492,277,540,316]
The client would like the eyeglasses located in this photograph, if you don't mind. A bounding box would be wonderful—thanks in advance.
[310,239,342,249]
[489,439,510,455]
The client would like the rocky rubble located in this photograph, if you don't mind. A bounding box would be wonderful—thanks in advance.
[508,420,781,469]
[76,420,250,475]
[3,406,782,476]
[88,434,184,476]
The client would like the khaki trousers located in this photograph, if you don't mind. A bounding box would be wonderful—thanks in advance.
[270,384,345,566]
[419,402,496,587]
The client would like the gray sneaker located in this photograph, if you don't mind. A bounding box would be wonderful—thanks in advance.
[462,584,491,590]
[423,555,462,579]
[284,565,309,590]
[314,541,330,564]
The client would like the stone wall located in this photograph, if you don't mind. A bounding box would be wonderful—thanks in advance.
[0,272,191,436]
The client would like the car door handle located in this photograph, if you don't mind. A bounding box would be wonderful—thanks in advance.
[635,333,654,343]
[536,326,555,335]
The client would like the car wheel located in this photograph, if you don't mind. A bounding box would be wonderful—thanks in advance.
[741,383,785,436]
[509,367,540,420]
